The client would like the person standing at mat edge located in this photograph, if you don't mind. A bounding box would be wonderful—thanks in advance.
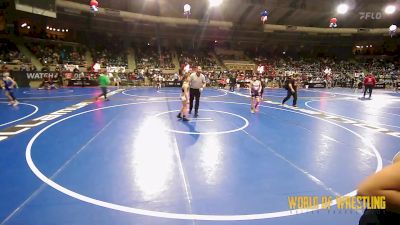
[1,72,19,106]
[229,74,237,92]
[177,73,190,121]
[189,66,206,117]
[363,73,376,99]
[96,71,110,101]
[250,75,262,113]
[282,74,298,107]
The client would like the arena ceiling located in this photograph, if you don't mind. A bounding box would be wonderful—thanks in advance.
[65,0,400,28]
[11,0,398,48]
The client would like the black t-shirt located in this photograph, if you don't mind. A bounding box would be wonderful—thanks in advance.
[286,78,297,91]
[291,79,297,91]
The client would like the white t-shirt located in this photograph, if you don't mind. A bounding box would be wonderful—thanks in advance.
[190,73,206,89]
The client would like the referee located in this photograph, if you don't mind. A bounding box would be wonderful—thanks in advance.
[282,74,298,107]
[189,66,206,117]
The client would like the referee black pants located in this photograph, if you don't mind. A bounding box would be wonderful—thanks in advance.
[364,85,373,98]
[189,88,201,114]
[282,90,298,106]
[229,83,236,92]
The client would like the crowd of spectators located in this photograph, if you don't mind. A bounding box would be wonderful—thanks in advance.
[96,54,400,88]
[2,37,399,89]
[91,37,128,67]
[91,48,127,67]
[178,50,217,70]
[135,46,175,70]
[26,41,86,66]
[252,55,399,87]
[0,40,28,65]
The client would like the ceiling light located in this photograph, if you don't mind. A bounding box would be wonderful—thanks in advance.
[209,0,223,7]
[337,3,349,14]
[385,5,396,14]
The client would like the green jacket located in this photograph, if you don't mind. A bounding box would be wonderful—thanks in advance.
[98,74,110,87]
